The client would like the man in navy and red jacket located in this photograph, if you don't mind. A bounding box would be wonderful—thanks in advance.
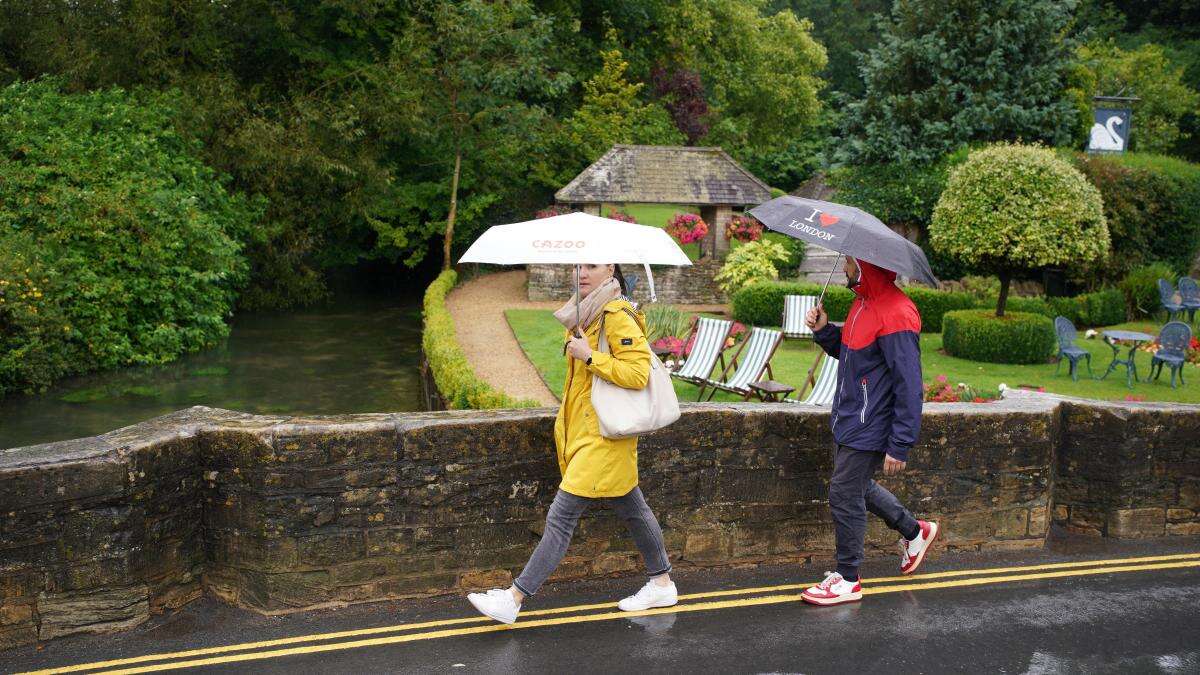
[799,257,940,606]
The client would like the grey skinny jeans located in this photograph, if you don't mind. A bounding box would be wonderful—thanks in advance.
[829,445,921,581]
[513,487,672,597]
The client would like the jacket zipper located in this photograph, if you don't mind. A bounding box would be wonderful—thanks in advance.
[834,300,868,426]
[859,378,869,423]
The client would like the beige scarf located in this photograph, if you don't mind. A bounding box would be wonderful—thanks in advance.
[554,276,621,334]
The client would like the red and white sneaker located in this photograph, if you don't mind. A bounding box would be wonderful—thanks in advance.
[899,520,940,575]
[801,572,862,606]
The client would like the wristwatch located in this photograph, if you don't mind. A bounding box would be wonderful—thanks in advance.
[585,356,593,366]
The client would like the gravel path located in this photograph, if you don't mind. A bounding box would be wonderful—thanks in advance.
[446,269,726,405]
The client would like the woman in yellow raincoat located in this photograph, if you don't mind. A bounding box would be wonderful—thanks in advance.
[468,263,677,624]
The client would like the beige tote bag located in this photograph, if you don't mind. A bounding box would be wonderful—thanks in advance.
[590,312,681,439]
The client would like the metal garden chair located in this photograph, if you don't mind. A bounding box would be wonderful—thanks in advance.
[1159,279,1185,321]
[1150,321,1192,388]
[1053,316,1092,382]
[1178,277,1200,323]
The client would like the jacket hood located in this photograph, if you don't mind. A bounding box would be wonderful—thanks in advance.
[852,259,899,300]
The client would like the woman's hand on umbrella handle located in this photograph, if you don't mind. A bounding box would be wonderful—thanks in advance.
[806,305,828,331]
[566,335,593,362]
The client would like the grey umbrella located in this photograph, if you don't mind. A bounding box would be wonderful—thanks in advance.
[749,195,938,302]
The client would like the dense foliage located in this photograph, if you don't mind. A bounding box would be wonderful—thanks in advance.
[0,81,257,397]
[837,0,1088,164]
[931,144,1110,315]
[942,310,1057,364]
[714,240,791,294]
[1072,152,1200,284]
[0,0,828,306]
[1119,262,1178,318]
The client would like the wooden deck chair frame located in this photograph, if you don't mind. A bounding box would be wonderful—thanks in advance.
[702,327,784,401]
[671,317,734,400]
[786,349,839,406]
[782,295,818,340]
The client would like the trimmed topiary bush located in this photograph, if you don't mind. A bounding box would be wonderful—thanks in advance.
[423,270,539,409]
[942,310,1056,364]
[931,143,1110,316]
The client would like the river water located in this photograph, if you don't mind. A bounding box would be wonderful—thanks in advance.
[0,294,424,449]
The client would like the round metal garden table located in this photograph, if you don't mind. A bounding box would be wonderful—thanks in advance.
[1099,330,1155,389]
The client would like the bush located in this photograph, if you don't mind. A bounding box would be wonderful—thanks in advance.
[902,287,976,332]
[423,270,539,409]
[732,281,854,327]
[931,143,1110,316]
[979,295,1054,318]
[732,280,973,333]
[1120,262,1178,318]
[713,240,790,294]
[942,310,1056,364]
[1072,152,1200,285]
[1047,289,1126,326]
[0,80,259,398]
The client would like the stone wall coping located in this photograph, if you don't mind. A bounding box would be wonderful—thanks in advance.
[0,394,1146,467]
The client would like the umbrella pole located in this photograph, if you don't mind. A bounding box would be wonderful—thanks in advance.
[574,264,582,338]
[817,254,843,308]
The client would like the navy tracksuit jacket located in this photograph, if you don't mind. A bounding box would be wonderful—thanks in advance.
[813,260,924,462]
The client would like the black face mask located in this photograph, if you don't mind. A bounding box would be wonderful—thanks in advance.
[845,265,861,289]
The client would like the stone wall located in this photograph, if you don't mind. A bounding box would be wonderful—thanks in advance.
[1053,400,1200,538]
[527,261,727,306]
[1,395,1198,649]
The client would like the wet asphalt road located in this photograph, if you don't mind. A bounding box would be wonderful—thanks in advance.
[5,534,1199,675]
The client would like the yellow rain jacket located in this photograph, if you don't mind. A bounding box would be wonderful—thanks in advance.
[554,298,651,498]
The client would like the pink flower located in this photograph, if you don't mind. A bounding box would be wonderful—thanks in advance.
[935,374,948,384]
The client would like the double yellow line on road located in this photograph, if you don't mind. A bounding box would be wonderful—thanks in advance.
[20,552,1200,675]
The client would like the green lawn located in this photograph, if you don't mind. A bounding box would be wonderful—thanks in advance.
[506,309,1200,404]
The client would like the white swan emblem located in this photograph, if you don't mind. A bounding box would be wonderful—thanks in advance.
[1089,115,1125,151]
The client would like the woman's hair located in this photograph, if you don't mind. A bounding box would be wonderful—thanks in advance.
[612,264,629,296]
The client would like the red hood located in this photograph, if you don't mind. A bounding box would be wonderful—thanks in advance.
[851,259,899,299]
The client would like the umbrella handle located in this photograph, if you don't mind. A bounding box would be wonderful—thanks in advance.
[643,263,657,304]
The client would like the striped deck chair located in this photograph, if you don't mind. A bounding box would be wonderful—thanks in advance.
[671,317,734,399]
[702,327,784,401]
[783,295,818,339]
[786,350,839,406]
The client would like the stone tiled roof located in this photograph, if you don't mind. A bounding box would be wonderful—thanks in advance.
[555,145,772,205]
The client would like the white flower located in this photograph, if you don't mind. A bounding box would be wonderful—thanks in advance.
[1085,329,1098,339]
[957,382,967,389]
[998,383,1008,391]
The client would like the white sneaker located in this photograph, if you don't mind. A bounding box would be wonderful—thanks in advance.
[467,588,521,624]
[801,571,862,606]
[618,579,679,611]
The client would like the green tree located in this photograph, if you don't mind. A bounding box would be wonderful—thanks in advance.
[930,144,1110,316]
[390,0,570,270]
[840,0,1089,164]
[1078,41,1200,154]
[771,0,891,97]
[563,48,684,164]
[0,80,258,395]
[661,0,827,155]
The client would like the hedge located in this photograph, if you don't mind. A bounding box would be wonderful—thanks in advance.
[942,310,1056,364]
[1073,152,1200,284]
[1046,288,1127,327]
[731,281,855,327]
[731,281,972,333]
[423,270,539,410]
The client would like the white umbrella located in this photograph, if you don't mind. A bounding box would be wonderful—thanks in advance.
[458,211,692,333]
